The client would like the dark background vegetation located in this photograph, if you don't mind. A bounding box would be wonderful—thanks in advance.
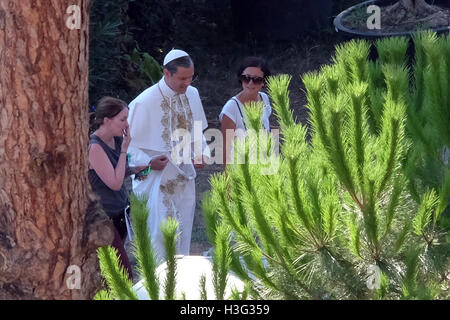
[89,0,362,125]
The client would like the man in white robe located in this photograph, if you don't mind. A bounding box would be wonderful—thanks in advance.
[127,49,209,262]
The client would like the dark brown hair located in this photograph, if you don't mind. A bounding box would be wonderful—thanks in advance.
[237,56,271,85]
[91,96,128,131]
[164,56,194,75]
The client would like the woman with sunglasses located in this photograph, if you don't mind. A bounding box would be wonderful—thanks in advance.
[219,56,272,168]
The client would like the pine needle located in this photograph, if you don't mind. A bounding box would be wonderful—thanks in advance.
[97,246,138,300]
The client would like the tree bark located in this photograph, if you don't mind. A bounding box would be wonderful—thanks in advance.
[400,0,422,12]
[383,0,447,29]
[398,0,438,14]
[0,0,114,299]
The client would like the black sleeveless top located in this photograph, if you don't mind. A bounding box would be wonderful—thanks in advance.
[88,134,129,218]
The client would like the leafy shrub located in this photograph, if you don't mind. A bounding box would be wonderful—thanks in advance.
[203,33,450,300]
[89,0,133,104]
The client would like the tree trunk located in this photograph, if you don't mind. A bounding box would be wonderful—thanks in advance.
[398,0,437,14]
[384,0,446,28]
[400,0,425,12]
[0,0,114,299]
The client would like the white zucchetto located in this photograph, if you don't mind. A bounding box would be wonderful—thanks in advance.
[163,49,189,66]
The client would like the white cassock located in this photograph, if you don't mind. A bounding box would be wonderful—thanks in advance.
[127,78,209,262]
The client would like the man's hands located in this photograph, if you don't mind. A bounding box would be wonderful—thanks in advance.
[136,154,207,172]
[132,155,169,181]
[150,154,169,170]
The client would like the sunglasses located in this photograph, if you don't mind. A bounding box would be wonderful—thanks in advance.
[240,74,265,85]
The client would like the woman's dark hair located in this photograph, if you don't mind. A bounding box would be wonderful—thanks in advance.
[90,96,128,131]
[237,56,271,84]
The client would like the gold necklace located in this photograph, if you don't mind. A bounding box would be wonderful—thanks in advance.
[158,82,193,116]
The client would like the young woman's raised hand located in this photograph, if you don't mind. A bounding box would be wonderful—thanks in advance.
[121,125,131,152]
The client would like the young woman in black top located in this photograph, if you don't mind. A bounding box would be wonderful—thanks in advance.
[88,96,149,281]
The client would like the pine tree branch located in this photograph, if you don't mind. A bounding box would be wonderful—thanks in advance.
[161,218,179,300]
[130,194,160,300]
[97,246,138,300]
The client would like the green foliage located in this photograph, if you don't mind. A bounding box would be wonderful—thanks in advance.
[123,46,163,94]
[95,194,176,300]
[266,75,296,131]
[204,33,450,300]
[130,47,163,84]
[212,225,232,300]
[161,217,179,300]
[89,0,169,106]
[93,290,113,300]
[413,190,439,239]
[96,195,249,300]
[89,0,236,107]
[376,37,409,66]
[89,0,133,105]
[401,248,440,300]
[202,191,220,245]
[199,274,208,300]
[97,246,138,300]
[129,193,159,300]
[374,271,390,300]
[405,31,450,201]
